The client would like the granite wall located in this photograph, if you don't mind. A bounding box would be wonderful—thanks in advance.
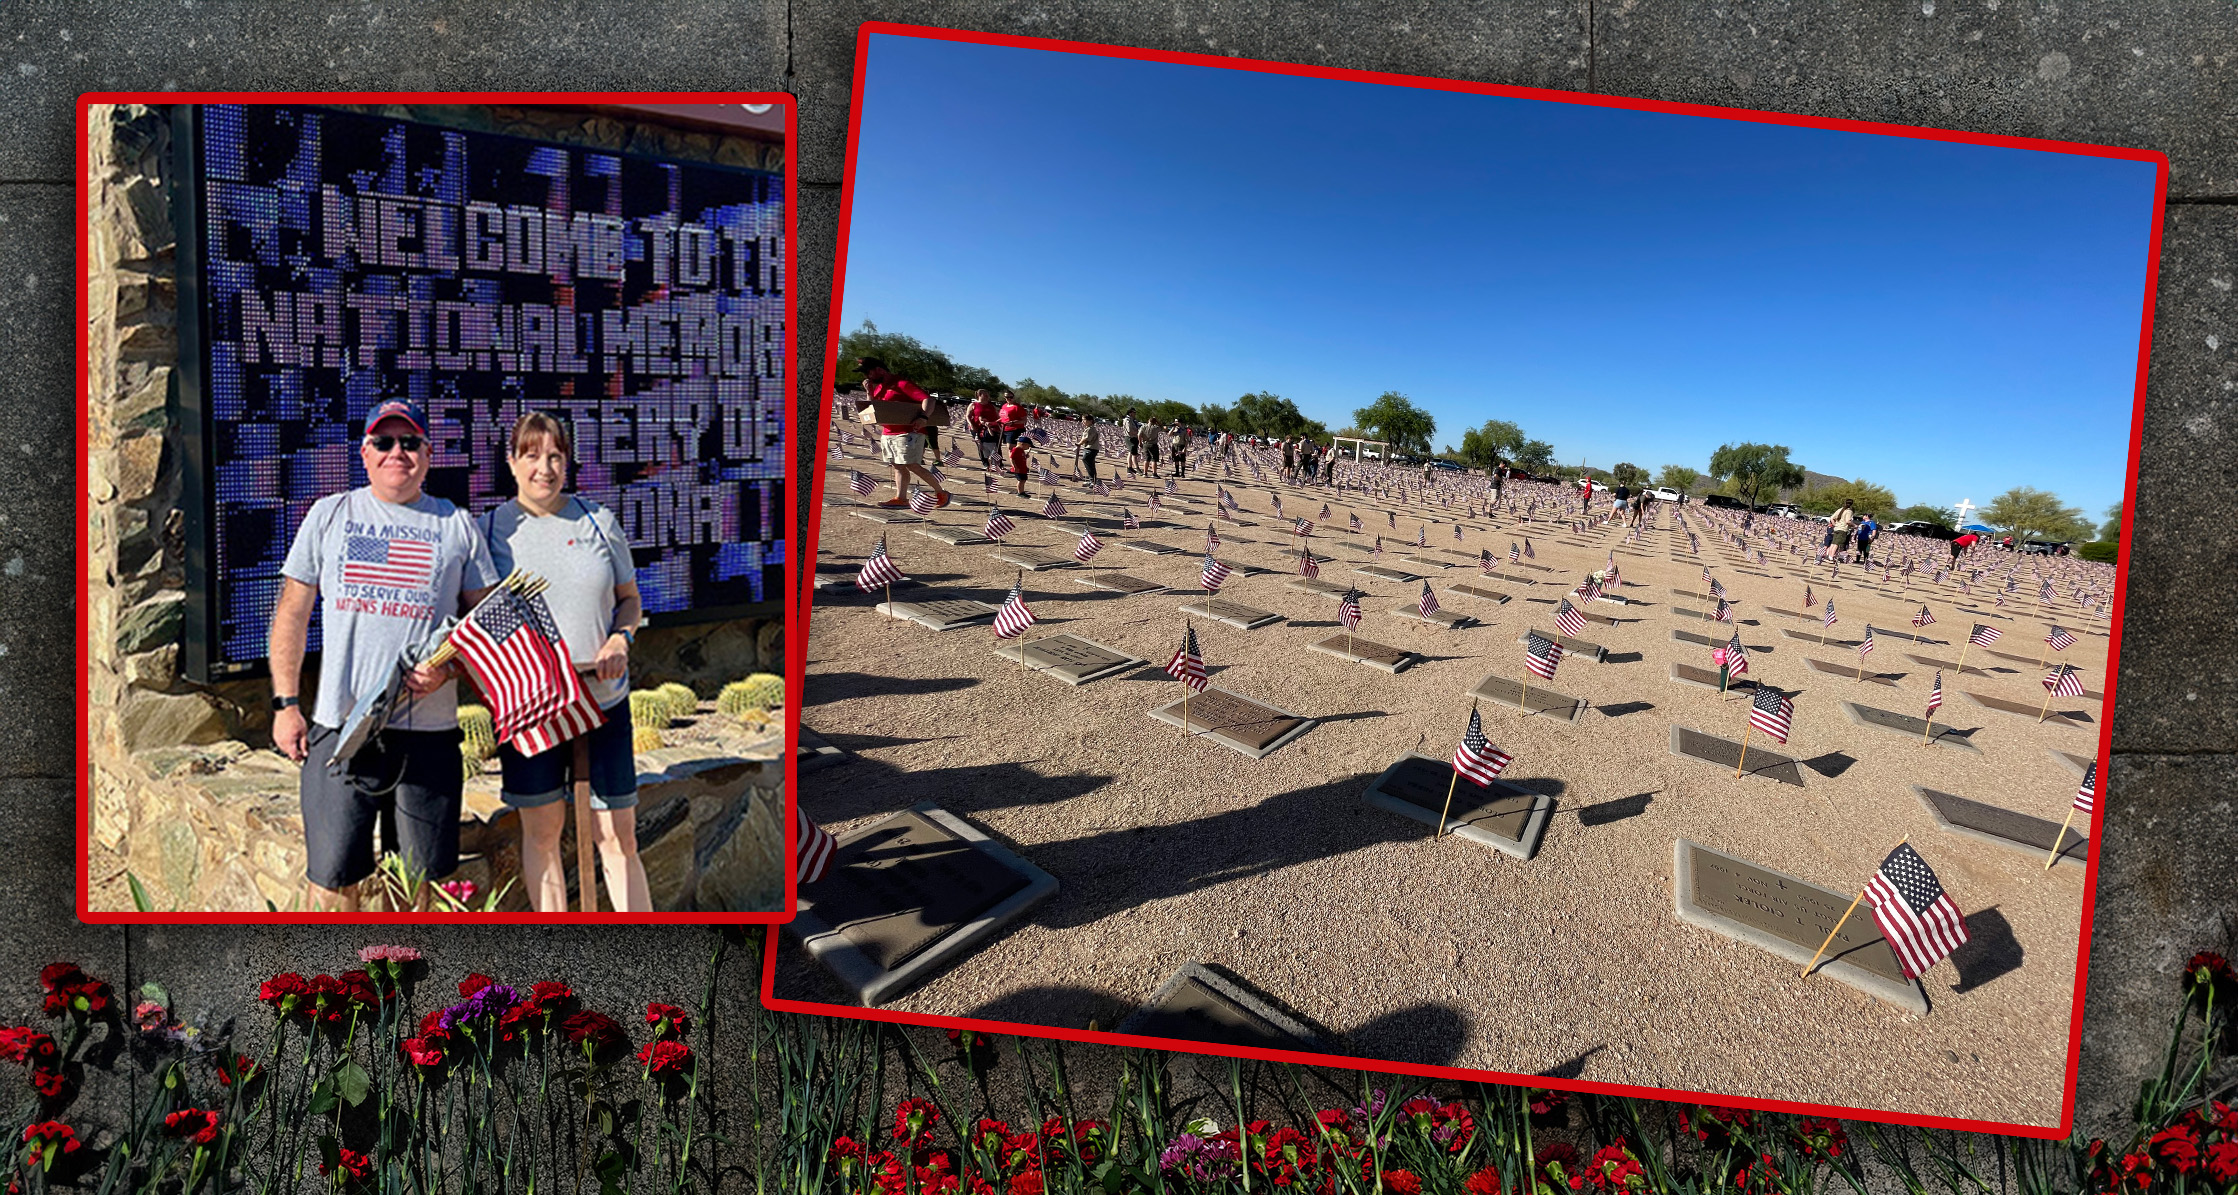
[2,0,2233,1162]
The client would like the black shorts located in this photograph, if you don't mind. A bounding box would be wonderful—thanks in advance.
[299,722,466,889]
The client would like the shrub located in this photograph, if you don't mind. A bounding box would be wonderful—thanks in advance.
[654,681,700,722]
[629,690,672,730]
[718,673,786,717]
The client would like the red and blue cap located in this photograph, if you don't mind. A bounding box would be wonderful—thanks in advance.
[364,399,428,436]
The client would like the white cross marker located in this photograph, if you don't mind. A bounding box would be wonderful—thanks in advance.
[1952,498,1977,523]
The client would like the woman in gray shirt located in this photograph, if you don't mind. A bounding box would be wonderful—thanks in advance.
[479,412,651,913]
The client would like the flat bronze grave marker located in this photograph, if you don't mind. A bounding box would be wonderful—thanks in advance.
[1839,701,1980,751]
[913,525,988,546]
[2049,749,2095,778]
[1671,628,1764,651]
[1668,662,1759,694]
[1760,607,1820,622]
[1146,686,1317,759]
[1389,604,1477,629]
[1286,576,1353,597]
[1913,786,2087,870]
[1177,598,1284,630]
[1125,541,1183,555]
[1672,839,1924,1012]
[1668,725,1805,786]
[1398,555,1452,570]
[1361,752,1552,860]
[1901,652,1993,677]
[1116,963,1323,1052]
[1964,690,2092,729]
[1515,562,1557,572]
[1516,629,1606,661]
[991,634,1146,684]
[815,570,921,593]
[1804,657,1901,686]
[1987,647,2099,668]
[1467,673,1584,721]
[1307,634,1418,673]
[1353,564,1421,583]
[1075,572,1168,595]
[791,804,1058,1007]
[874,595,1000,630]
[1484,570,1540,586]
[1782,628,1861,648]
[848,508,924,525]
[989,546,1074,571]
[1441,581,1512,604]
[1862,627,1941,645]
[1671,606,1710,620]
[1670,588,1720,602]
[797,727,850,773]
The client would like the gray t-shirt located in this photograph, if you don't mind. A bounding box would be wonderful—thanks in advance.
[478,497,636,709]
[281,488,500,731]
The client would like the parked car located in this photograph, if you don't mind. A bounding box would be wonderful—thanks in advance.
[1702,493,1746,510]
[1429,459,1466,471]
[1763,504,1802,519]
[1647,487,1681,502]
[2019,540,2072,555]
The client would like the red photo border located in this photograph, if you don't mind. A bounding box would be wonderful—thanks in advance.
[773,21,2167,1139]
[75,90,804,925]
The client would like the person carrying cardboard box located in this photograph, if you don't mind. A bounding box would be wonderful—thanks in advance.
[856,356,951,509]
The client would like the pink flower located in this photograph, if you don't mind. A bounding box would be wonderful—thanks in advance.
[357,945,422,963]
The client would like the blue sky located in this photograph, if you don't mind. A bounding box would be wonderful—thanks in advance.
[838,32,2161,522]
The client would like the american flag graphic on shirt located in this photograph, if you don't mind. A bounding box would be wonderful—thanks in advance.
[342,534,436,589]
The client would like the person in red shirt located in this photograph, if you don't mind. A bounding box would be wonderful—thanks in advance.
[1950,530,1979,566]
[857,357,949,509]
[966,389,1003,473]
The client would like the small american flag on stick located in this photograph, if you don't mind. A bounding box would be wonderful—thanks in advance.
[1165,623,1208,692]
[993,571,1036,639]
[2046,626,2077,651]
[1523,631,1564,681]
[1912,605,1936,628]
[1863,843,1970,980]
[1555,599,1586,639]
[1073,530,1104,562]
[849,471,876,497]
[1969,624,2002,647]
[1199,553,1231,593]
[1418,581,1441,619]
[2045,663,2086,697]
[1452,706,1513,786]
[983,510,1016,541]
[2073,761,2097,813]
[1337,588,1364,630]
[796,808,837,884]
[1748,687,1793,744]
[855,535,905,592]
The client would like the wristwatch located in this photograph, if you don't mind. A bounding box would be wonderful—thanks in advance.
[271,695,299,712]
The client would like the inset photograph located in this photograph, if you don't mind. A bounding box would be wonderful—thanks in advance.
[81,94,794,918]
[776,27,2161,1134]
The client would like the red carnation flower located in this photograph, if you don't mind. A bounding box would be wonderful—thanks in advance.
[2205,1140,2238,1184]
[2152,1119,2202,1174]
[891,1098,939,1145]
[259,973,312,1017]
[524,982,575,1013]
[337,970,379,1008]
[2187,952,2238,1009]
[320,1145,373,1188]
[28,1068,69,1098]
[1007,1173,1043,1195]
[0,1027,56,1065]
[560,1011,628,1063]
[20,1121,79,1168]
[644,1002,691,1040]
[458,973,496,999]
[1381,1170,1423,1195]
[401,1032,449,1069]
[216,1054,260,1088]
[39,965,111,1019]
[36,966,84,993]
[162,1109,220,1147]
[1464,1166,1502,1195]
[636,1039,692,1078]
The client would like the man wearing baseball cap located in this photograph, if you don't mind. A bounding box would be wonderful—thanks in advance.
[267,398,501,911]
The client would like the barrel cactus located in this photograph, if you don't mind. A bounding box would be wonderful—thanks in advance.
[458,705,498,762]
[654,681,700,722]
[717,672,787,718]
[629,689,671,731]
[633,726,665,753]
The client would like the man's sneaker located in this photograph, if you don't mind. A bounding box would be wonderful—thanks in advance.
[933,491,952,509]
[877,497,908,508]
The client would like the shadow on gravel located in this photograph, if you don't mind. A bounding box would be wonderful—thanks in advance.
[1949,906,2025,994]
[807,671,984,703]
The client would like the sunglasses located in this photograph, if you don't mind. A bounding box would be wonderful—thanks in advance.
[364,434,426,453]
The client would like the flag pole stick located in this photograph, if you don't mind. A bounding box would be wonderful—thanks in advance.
[1954,639,1973,676]
[2043,808,2079,870]
[1921,710,1933,747]
[1180,621,1193,737]
[572,734,598,913]
[2038,682,2056,723]
[1734,721,1753,779]
[1802,889,1868,979]
[1434,702,1477,838]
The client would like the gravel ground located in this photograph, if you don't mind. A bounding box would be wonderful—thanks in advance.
[786,447,2106,1129]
